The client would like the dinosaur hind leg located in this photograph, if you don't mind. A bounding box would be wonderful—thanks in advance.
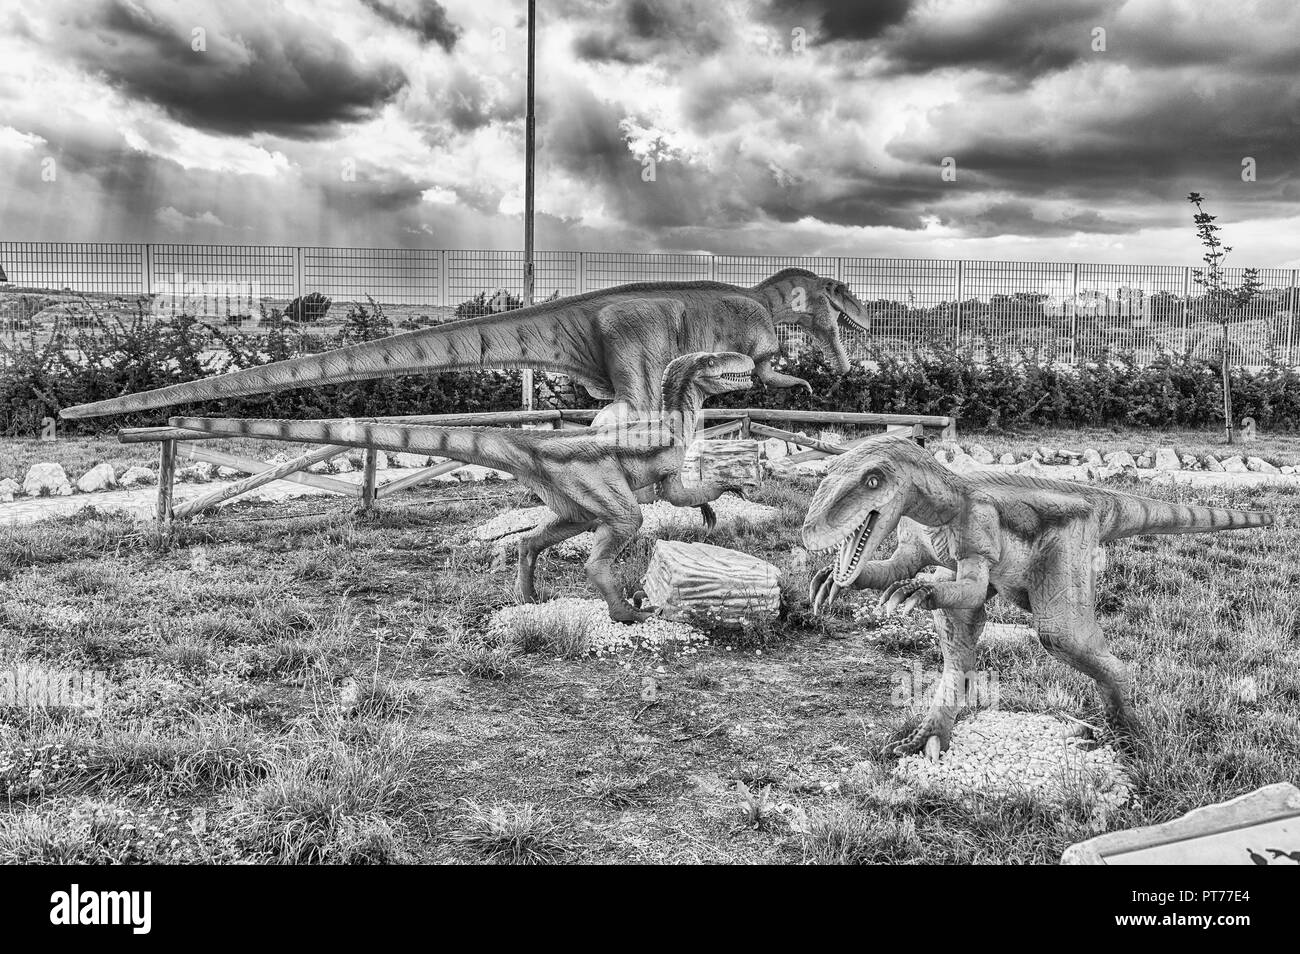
[1029,522,1138,736]
[586,512,648,624]
[516,516,595,604]
[888,605,986,759]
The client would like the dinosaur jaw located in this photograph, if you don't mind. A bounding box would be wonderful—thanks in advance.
[833,510,879,586]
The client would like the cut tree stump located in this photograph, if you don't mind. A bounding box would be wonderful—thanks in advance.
[680,439,762,495]
[642,540,781,625]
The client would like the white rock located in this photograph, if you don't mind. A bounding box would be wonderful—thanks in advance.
[1221,456,1248,473]
[217,466,241,479]
[1180,454,1201,471]
[817,430,845,447]
[332,456,355,474]
[1203,455,1224,472]
[178,462,216,482]
[265,452,292,466]
[998,453,1016,465]
[1283,466,1296,476]
[118,465,156,487]
[1153,447,1181,471]
[1103,450,1136,468]
[762,437,788,461]
[1136,453,1154,469]
[22,463,72,497]
[306,460,332,474]
[0,477,19,502]
[394,452,428,469]
[1246,456,1280,474]
[1083,448,1103,465]
[969,444,995,465]
[75,462,117,493]
[1037,446,1057,462]
[1095,464,1124,481]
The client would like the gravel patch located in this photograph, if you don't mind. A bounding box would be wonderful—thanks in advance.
[486,597,708,659]
[894,710,1134,813]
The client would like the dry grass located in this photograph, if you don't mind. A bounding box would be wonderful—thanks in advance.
[0,428,1297,863]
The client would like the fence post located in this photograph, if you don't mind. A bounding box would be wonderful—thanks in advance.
[577,251,587,294]
[1070,262,1080,363]
[143,243,155,298]
[438,250,449,308]
[1181,266,1191,344]
[157,439,176,524]
[708,254,717,282]
[361,447,378,510]
[834,257,844,283]
[954,260,964,343]
[1285,270,1299,366]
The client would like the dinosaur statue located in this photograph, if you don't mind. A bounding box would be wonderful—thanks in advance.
[60,268,866,421]
[170,351,757,623]
[801,434,1274,758]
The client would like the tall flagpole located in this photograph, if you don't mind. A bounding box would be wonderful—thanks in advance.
[521,0,536,410]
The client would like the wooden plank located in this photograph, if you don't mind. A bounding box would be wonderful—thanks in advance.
[172,444,351,520]
[361,447,378,509]
[697,418,744,439]
[746,408,952,427]
[119,409,563,443]
[157,438,177,523]
[374,459,470,498]
[749,421,852,456]
[178,444,359,497]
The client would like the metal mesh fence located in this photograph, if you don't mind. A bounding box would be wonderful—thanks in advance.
[1,241,1296,364]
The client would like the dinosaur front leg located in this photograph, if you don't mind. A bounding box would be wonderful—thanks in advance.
[754,357,813,395]
[516,515,595,604]
[888,606,987,759]
[808,532,929,615]
[878,556,991,614]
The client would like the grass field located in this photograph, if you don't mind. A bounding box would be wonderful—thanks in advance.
[1,425,1298,863]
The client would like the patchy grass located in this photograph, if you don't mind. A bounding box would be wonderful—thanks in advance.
[0,428,1297,863]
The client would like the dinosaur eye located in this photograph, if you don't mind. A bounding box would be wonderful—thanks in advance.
[864,474,881,489]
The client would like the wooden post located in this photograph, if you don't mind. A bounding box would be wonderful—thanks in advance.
[361,447,379,510]
[157,438,177,523]
[911,422,925,448]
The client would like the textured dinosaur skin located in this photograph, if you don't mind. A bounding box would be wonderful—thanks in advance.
[171,352,756,623]
[60,269,865,420]
[801,434,1275,757]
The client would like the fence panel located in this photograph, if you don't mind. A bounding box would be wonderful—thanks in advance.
[1074,263,1187,362]
[0,241,145,295]
[583,252,711,289]
[150,244,295,318]
[302,246,440,309]
[840,257,959,355]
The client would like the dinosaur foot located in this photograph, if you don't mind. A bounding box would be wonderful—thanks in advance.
[883,719,952,761]
[609,606,657,625]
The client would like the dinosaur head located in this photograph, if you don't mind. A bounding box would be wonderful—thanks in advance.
[801,434,953,586]
[663,351,756,398]
[754,269,868,372]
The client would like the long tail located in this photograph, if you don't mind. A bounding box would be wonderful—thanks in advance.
[169,416,545,476]
[60,296,610,420]
[1100,492,1274,541]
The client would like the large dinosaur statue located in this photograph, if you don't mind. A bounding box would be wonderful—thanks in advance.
[171,351,757,623]
[801,434,1274,758]
[60,269,866,421]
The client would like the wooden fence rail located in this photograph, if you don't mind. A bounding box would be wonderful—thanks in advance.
[123,407,955,523]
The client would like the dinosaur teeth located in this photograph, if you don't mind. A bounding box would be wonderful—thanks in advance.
[832,510,878,586]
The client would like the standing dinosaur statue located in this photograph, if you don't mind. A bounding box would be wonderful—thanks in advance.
[801,434,1274,758]
[171,351,757,623]
[59,269,866,421]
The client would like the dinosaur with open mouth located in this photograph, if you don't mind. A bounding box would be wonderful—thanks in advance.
[172,352,757,623]
[801,434,1274,758]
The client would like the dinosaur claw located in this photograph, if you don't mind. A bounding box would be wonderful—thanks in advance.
[699,503,717,532]
[923,736,942,762]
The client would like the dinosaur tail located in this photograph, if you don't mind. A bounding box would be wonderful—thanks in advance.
[60,301,604,420]
[1101,493,1274,541]
[169,416,540,476]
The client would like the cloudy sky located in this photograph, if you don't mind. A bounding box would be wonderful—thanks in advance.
[1,0,1297,265]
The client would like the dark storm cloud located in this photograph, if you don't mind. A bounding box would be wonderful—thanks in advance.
[61,0,407,138]
[572,0,724,63]
[358,0,460,50]
[762,0,913,41]
[881,0,1116,79]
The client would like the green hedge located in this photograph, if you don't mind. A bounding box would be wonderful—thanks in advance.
[4,303,1299,435]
